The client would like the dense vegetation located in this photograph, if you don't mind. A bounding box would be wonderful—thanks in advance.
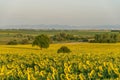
[94,33,120,43]
[51,33,78,41]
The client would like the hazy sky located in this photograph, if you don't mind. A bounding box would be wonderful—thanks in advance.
[0,0,120,26]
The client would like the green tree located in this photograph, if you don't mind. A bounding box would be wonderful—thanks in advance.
[32,34,50,50]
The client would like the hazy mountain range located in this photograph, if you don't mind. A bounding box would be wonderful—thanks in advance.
[0,24,120,30]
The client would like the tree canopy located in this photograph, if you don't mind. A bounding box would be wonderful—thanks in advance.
[94,33,120,43]
[32,34,50,49]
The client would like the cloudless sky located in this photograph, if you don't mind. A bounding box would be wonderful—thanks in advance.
[0,0,120,26]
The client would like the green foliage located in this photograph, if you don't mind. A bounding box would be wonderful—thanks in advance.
[14,33,23,38]
[32,34,50,49]
[7,40,18,45]
[94,33,120,43]
[26,35,34,40]
[80,38,89,42]
[51,32,80,42]
[57,46,71,53]
[20,39,29,44]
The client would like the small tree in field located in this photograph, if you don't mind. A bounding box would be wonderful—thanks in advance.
[57,46,71,53]
[32,34,50,50]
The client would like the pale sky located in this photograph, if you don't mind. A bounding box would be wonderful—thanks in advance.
[0,0,120,26]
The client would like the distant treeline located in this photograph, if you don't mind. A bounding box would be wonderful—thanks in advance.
[4,30,120,45]
[7,32,94,45]
[50,32,94,43]
[7,32,120,45]
[51,32,120,43]
[92,33,120,43]
[111,30,120,32]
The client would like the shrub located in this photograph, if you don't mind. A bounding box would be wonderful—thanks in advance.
[20,39,29,44]
[7,40,18,45]
[57,46,71,53]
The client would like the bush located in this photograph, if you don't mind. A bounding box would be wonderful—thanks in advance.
[7,40,18,45]
[20,39,29,44]
[57,46,71,53]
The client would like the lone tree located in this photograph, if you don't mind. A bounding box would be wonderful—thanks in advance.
[32,34,50,50]
[57,46,71,53]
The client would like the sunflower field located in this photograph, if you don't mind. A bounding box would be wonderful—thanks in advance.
[0,43,120,80]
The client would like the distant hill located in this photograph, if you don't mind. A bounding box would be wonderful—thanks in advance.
[0,24,120,30]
